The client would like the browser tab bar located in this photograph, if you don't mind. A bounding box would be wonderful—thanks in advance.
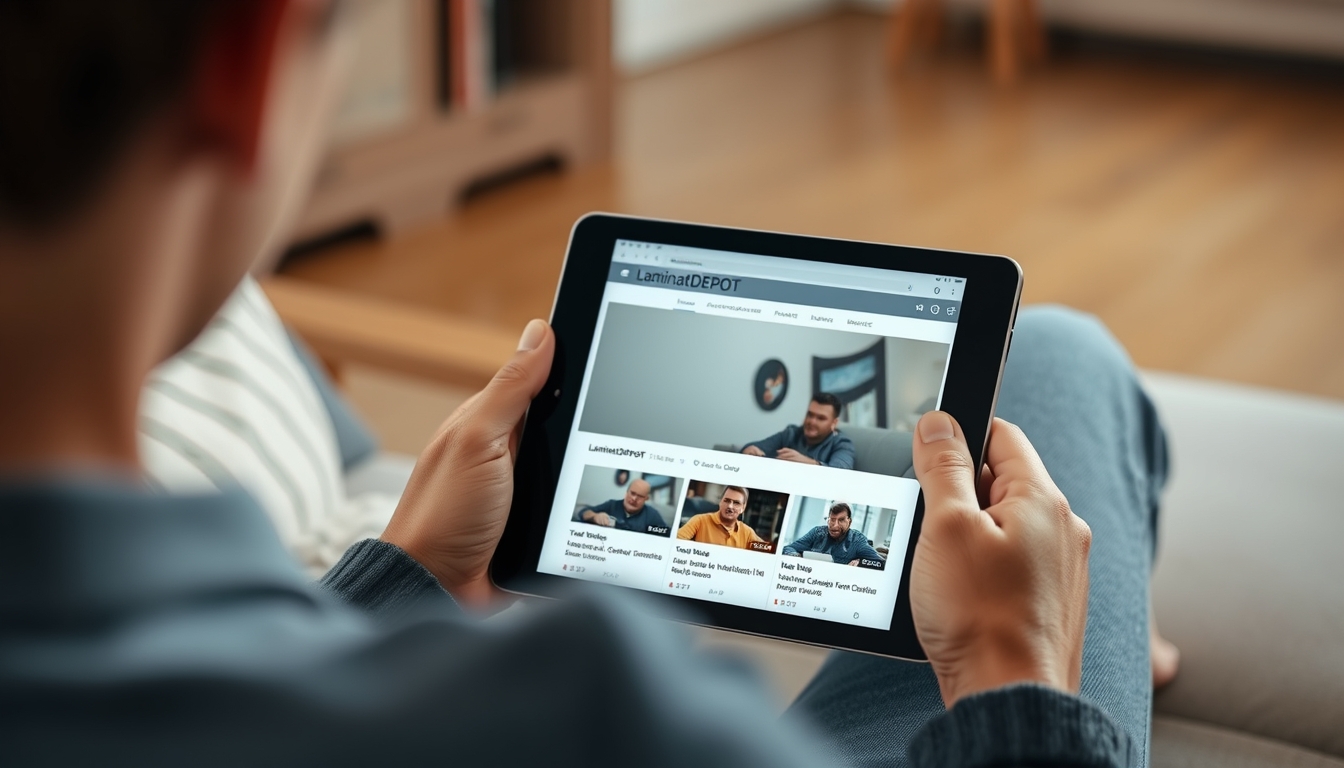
[613,240,953,300]
[607,262,960,323]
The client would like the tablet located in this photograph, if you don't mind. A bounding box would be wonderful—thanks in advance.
[493,213,1022,660]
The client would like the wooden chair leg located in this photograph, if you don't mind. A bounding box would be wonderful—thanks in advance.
[888,0,943,70]
[1020,0,1048,63]
[923,0,946,50]
[988,0,1021,84]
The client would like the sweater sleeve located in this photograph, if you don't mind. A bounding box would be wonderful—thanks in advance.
[782,526,819,556]
[825,435,856,469]
[319,538,459,619]
[907,684,1134,768]
[744,428,788,457]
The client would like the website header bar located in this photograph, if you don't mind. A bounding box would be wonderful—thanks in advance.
[605,262,962,323]
[612,240,964,301]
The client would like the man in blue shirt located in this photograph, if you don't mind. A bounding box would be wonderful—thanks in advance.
[577,479,670,535]
[782,502,885,567]
[741,393,856,469]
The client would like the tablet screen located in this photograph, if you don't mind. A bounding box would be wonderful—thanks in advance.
[535,239,964,631]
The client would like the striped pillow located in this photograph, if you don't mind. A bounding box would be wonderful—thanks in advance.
[138,277,345,572]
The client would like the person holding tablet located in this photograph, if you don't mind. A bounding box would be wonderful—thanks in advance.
[741,393,856,469]
[0,3,1170,767]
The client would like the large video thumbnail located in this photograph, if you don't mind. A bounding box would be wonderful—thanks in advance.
[580,304,950,477]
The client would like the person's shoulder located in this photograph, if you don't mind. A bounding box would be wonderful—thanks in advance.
[809,525,828,536]
[830,430,855,447]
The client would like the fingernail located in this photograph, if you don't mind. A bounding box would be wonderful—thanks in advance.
[517,319,547,351]
[919,411,955,443]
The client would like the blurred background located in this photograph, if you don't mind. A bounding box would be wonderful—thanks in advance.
[266,0,1344,453]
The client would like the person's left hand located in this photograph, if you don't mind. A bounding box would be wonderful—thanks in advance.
[380,320,554,610]
[776,448,815,464]
[848,558,860,566]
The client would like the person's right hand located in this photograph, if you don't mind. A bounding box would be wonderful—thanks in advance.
[909,412,1092,708]
[742,445,766,457]
[591,512,612,527]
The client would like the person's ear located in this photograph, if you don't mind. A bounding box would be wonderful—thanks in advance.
[189,0,308,172]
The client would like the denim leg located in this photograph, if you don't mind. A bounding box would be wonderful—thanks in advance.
[788,305,1168,768]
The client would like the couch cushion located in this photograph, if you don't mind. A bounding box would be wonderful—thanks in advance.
[1144,373,1344,759]
[841,425,915,476]
[140,277,345,574]
[1152,716,1344,768]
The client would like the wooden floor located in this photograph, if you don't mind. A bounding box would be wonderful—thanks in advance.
[282,12,1344,401]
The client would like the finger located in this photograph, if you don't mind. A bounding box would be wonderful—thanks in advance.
[976,464,994,509]
[981,418,1053,495]
[912,411,980,518]
[457,319,555,441]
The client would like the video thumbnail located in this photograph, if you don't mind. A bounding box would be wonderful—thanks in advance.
[578,304,950,477]
[571,464,682,537]
[676,481,789,554]
[780,496,897,569]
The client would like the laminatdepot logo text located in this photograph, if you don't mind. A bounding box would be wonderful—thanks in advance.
[630,268,742,293]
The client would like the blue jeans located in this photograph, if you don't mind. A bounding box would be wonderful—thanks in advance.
[790,306,1169,768]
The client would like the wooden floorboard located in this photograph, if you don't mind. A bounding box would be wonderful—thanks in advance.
[280,12,1344,401]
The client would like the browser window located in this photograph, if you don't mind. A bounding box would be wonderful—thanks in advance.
[535,240,964,630]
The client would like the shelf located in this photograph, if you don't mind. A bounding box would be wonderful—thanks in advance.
[291,0,611,242]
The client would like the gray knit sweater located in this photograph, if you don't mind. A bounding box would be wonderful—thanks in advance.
[0,481,1133,767]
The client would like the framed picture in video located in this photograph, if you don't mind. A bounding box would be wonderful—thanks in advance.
[494,213,1021,660]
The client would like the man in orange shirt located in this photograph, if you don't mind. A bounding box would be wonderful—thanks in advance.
[676,486,765,549]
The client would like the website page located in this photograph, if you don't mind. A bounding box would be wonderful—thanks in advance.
[536,240,965,630]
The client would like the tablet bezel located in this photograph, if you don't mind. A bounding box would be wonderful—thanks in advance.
[492,213,1022,660]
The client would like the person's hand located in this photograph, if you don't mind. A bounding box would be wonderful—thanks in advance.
[380,319,555,610]
[848,558,860,566]
[909,412,1091,708]
[591,512,612,527]
[742,445,766,457]
[775,448,815,464]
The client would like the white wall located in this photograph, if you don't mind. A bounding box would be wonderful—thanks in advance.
[616,0,839,72]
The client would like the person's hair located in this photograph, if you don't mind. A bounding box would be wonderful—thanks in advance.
[722,486,749,504]
[0,1,226,228]
[828,502,852,520]
[810,392,843,419]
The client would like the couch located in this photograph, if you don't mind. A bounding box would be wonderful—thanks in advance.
[264,277,1344,767]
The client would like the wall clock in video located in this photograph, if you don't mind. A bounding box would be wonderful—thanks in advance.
[753,359,789,411]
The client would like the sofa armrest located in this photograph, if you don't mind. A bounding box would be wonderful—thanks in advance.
[261,276,517,389]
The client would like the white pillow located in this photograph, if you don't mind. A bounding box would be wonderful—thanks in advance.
[139,277,347,573]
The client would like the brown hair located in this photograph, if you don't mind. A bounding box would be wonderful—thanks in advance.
[722,486,749,504]
[0,1,224,228]
[828,502,852,520]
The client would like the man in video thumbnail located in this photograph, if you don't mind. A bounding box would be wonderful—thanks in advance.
[677,486,765,548]
[782,502,884,566]
[741,393,856,469]
[578,479,669,535]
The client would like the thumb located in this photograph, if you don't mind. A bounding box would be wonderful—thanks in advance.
[912,411,980,517]
[459,319,555,439]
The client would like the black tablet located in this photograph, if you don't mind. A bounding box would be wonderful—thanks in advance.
[493,214,1021,660]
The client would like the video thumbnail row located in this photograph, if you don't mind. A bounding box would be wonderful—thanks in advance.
[569,464,897,570]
